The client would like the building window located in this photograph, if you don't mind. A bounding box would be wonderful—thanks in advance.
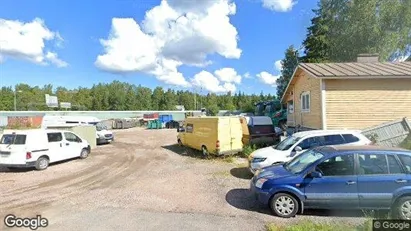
[301,92,310,112]
[288,100,294,114]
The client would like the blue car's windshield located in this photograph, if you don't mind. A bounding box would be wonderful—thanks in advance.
[274,136,301,151]
[284,149,324,174]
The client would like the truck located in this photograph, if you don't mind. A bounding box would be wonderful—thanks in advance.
[254,99,287,131]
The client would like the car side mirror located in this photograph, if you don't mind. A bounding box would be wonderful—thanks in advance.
[308,171,322,178]
[177,127,185,132]
[294,146,302,152]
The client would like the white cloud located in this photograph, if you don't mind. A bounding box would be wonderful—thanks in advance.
[257,71,279,86]
[95,0,241,87]
[0,18,67,67]
[45,52,68,67]
[262,0,297,12]
[274,60,283,71]
[214,67,241,84]
[191,67,241,93]
[243,72,251,79]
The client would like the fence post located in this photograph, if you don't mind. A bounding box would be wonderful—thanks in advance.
[404,117,411,132]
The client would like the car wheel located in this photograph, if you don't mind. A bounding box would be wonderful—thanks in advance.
[80,148,89,159]
[395,196,411,220]
[270,193,299,218]
[201,146,208,158]
[35,157,49,171]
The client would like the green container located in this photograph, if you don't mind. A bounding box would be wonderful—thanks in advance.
[156,120,162,129]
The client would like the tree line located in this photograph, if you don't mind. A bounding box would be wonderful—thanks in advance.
[276,0,411,98]
[0,82,276,115]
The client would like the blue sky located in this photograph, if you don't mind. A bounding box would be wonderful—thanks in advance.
[0,0,318,95]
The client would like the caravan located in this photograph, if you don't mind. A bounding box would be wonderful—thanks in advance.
[42,116,114,145]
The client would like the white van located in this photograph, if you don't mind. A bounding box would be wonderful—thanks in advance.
[0,129,90,170]
[248,130,372,174]
[42,116,114,145]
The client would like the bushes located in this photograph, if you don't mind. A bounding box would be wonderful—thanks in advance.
[241,144,258,158]
[399,134,411,150]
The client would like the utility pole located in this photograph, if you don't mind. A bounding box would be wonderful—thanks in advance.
[194,89,197,110]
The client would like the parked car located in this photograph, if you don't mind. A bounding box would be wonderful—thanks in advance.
[177,116,243,156]
[240,116,278,147]
[250,145,411,219]
[248,130,371,174]
[0,129,91,170]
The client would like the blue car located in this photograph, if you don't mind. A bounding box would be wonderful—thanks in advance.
[250,145,411,219]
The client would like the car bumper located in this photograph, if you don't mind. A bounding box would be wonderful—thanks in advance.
[215,149,242,156]
[0,161,37,168]
[249,179,271,205]
[97,137,114,144]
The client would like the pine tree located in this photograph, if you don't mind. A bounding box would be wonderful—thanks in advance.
[276,46,300,99]
[301,1,330,63]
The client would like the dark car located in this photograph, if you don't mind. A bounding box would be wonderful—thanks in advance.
[250,145,411,219]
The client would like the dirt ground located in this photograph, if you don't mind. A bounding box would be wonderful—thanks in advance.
[0,128,366,231]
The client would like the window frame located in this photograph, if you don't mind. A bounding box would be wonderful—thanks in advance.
[288,100,294,114]
[64,132,82,143]
[356,153,390,176]
[301,92,310,113]
[314,153,356,177]
[47,132,63,143]
[186,123,194,133]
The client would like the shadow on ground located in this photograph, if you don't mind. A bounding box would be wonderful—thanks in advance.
[0,158,83,173]
[230,167,253,180]
[162,144,207,160]
[226,188,390,218]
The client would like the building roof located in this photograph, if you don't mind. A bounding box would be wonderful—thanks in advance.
[299,62,411,78]
[280,61,411,102]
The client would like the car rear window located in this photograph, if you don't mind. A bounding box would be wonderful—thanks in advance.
[342,134,360,143]
[0,134,27,145]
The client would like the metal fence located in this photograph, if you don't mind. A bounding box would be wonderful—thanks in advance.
[362,117,411,148]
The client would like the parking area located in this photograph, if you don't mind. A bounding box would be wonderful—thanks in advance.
[0,128,366,231]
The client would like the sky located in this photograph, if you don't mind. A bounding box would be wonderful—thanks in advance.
[0,0,318,95]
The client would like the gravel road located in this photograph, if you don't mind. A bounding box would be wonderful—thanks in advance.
[0,128,366,231]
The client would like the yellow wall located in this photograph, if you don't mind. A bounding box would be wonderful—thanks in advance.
[287,72,323,129]
[325,79,411,129]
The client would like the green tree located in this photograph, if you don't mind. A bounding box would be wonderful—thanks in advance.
[316,0,411,62]
[301,0,331,63]
[151,87,164,110]
[276,45,300,99]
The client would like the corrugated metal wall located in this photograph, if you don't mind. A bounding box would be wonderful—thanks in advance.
[362,117,411,147]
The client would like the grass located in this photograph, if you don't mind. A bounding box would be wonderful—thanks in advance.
[399,134,411,150]
[265,219,373,231]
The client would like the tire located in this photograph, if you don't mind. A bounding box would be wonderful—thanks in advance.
[35,157,49,171]
[394,196,411,220]
[279,120,287,131]
[80,148,89,159]
[201,146,208,158]
[270,193,299,218]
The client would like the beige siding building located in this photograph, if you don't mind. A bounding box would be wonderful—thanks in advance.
[281,55,411,130]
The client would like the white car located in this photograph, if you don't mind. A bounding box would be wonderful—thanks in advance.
[248,130,371,174]
[0,129,91,171]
